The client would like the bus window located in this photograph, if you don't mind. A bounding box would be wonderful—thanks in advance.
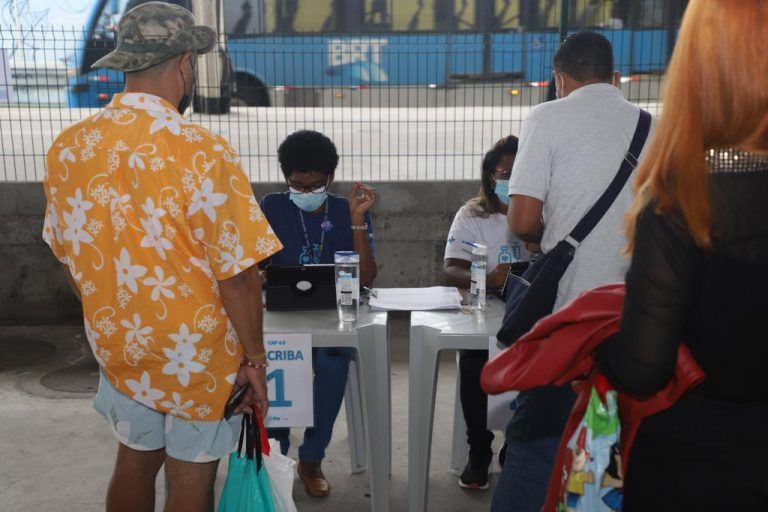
[363,0,392,31]
[496,0,521,30]
[391,0,436,31]
[262,0,333,33]
[571,0,621,28]
[432,0,477,32]
[225,0,265,36]
[452,0,476,31]
[635,0,664,27]
[82,0,130,73]
[92,0,130,40]
[532,0,560,29]
[620,0,686,29]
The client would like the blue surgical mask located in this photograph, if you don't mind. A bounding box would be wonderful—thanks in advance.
[289,187,328,212]
[495,180,510,205]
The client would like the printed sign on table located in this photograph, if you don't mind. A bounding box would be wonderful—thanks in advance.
[264,333,314,428]
[487,336,519,430]
[0,50,13,103]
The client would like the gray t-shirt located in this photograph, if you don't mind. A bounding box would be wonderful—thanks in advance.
[508,83,654,309]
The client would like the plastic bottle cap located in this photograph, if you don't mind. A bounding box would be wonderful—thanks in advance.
[472,244,487,256]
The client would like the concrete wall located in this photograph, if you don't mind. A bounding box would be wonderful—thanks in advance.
[0,181,478,325]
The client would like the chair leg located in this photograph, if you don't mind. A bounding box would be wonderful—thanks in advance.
[345,358,367,474]
[450,353,468,476]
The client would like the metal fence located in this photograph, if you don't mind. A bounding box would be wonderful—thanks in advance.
[1,24,669,182]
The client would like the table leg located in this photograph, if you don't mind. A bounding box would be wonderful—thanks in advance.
[357,322,391,512]
[408,325,441,512]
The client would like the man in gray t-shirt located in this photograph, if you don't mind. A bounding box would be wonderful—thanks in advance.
[508,52,654,311]
[492,32,654,512]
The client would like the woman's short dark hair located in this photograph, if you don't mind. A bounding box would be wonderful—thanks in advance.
[278,130,339,178]
[466,135,519,217]
[553,31,614,82]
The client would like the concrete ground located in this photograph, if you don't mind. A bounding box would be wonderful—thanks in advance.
[0,315,504,512]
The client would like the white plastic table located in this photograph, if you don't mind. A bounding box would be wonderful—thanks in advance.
[408,297,505,512]
[264,307,391,512]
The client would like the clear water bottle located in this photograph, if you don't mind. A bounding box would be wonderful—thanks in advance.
[470,243,487,311]
[334,251,360,322]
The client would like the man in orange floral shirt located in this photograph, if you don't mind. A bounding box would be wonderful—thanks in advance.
[42,3,281,510]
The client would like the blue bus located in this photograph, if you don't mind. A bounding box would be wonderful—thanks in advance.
[68,0,686,108]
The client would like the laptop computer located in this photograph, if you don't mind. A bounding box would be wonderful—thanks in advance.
[265,264,337,311]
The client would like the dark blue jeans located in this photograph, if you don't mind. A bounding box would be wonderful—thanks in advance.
[491,434,561,512]
[268,347,354,463]
[491,386,576,512]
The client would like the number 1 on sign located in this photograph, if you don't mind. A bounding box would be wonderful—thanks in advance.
[267,369,293,407]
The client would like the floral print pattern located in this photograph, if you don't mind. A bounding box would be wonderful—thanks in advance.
[43,93,282,420]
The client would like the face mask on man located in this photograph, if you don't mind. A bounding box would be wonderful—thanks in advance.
[495,180,510,206]
[289,185,328,212]
[177,54,196,115]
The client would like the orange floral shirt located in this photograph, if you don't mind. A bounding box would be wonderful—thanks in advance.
[43,93,282,420]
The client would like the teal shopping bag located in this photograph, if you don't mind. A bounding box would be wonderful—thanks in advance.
[218,413,276,512]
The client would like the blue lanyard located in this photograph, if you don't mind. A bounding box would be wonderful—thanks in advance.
[297,201,330,264]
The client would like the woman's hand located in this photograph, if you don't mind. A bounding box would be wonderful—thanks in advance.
[349,182,377,223]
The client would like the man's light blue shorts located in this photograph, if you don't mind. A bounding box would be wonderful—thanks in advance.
[94,371,242,463]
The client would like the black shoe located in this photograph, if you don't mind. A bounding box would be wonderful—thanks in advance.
[458,451,492,490]
[499,442,508,469]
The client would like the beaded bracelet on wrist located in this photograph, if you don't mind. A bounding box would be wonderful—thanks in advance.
[244,350,267,362]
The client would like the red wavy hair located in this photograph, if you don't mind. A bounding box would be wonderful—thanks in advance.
[629,0,768,250]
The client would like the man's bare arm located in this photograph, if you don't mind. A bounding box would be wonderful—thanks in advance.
[218,264,269,415]
[508,195,545,243]
[219,264,265,355]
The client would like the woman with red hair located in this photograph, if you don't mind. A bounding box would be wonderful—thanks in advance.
[596,0,768,509]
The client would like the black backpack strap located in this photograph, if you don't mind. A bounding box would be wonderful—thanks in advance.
[566,109,652,245]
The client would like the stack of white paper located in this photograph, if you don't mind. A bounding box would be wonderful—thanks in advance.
[368,286,463,311]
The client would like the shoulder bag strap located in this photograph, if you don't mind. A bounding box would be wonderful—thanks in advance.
[566,109,652,245]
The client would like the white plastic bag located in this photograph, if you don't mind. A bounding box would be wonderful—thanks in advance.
[263,439,298,512]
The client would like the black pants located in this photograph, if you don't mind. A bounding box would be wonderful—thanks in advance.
[624,397,768,511]
[458,349,494,454]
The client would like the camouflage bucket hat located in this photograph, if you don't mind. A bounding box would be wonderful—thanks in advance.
[92,1,217,73]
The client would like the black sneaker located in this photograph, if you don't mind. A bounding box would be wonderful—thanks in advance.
[458,451,492,490]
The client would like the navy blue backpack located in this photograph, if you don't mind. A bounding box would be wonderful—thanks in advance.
[497,110,652,347]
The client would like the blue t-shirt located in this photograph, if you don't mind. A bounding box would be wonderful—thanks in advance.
[260,192,375,265]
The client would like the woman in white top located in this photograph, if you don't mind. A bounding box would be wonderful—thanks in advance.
[444,136,531,490]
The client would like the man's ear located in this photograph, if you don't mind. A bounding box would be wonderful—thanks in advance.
[179,51,195,76]
[554,71,566,98]
[612,71,621,87]
[326,174,335,187]
[178,51,190,68]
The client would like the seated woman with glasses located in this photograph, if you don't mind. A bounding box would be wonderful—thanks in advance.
[443,135,531,490]
[259,130,377,499]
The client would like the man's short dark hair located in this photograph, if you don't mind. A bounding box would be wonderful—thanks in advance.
[278,130,339,178]
[553,31,614,82]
